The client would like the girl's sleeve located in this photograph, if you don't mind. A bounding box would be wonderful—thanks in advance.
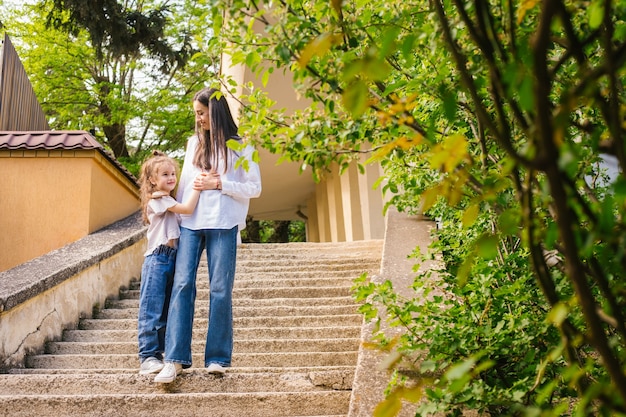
[221,145,262,200]
[149,196,178,214]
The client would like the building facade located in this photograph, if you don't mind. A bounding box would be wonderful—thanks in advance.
[221,51,387,243]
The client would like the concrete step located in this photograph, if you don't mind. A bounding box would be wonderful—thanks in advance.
[61,326,362,343]
[227,263,379,274]
[120,286,355,300]
[0,369,354,395]
[234,256,380,273]
[236,240,383,252]
[106,296,356,309]
[45,338,359,355]
[197,276,358,289]
[25,351,358,369]
[77,315,362,330]
[95,304,359,319]
[0,391,352,417]
[9,365,355,375]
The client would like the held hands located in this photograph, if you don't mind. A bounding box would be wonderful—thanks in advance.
[193,171,222,191]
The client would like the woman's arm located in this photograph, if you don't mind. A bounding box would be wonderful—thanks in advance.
[191,145,262,199]
[221,145,262,199]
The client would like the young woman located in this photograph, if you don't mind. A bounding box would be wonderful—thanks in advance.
[137,151,202,375]
[155,88,262,383]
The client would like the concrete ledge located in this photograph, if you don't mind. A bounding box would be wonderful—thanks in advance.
[348,207,437,417]
[0,211,146,371]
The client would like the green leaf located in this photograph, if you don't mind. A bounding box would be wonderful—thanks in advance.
[599,194,616,233]
[298,33,340,68]
[400,34,416,63]
[518,75,534,112]
[462,203,480,228]
[373,393,402,417]
[364,58,392,82]
[456,251,475,287]
[445,357,476,381]
[440,86,457,122]
[475,234,499,260]
[342,80,369,118]
[588,0,604,29]
[498,208,521,235]
[212,9,223,37]
[547,302,568,326]
[261,69,270,87]
[380,26,400,57]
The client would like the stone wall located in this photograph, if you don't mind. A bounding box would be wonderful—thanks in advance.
[0,212,146,371]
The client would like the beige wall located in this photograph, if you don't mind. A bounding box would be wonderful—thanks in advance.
[0,149,139,272]
[88,152,140,232]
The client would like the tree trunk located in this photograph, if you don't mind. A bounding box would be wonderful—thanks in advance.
[102,123,129,158]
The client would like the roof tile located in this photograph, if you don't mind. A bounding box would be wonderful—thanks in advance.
[0,130,138,187]
[0,131,102,150]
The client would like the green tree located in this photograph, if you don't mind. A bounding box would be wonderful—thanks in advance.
[0,0,216,165]
[210,0,626,415]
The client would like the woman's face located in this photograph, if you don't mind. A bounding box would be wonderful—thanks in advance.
[193,100,210,131]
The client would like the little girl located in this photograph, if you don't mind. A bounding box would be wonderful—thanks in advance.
[137,150,203,375]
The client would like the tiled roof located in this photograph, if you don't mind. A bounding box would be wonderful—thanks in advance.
[0,130,138,187]
[0,131,102,150]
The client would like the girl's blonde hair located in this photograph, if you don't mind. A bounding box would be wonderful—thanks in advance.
[138,150,179,224]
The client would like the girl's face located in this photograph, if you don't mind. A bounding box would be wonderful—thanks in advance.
[193,100,210,131]
[151,162,177,193]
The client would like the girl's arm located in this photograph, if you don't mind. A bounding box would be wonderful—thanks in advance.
[167,188,201,215]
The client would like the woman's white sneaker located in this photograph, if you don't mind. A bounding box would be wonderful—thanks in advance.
[154,362,182,383]
[207,363,226,375]
[139,357,164,375]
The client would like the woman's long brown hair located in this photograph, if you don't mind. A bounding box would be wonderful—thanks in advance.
[192,88,240,173]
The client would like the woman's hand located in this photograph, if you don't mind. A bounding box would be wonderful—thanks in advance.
[193,171,222,191]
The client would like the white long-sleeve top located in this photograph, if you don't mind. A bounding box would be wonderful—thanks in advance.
[175,135,262,231]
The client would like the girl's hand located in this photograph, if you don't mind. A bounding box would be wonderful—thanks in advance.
[151,191,169,199]
[193,171,221,191]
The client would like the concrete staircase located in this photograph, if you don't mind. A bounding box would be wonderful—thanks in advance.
[0,240,383,417]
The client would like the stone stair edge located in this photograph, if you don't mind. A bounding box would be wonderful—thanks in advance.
[0,369,355,395]
[7,365,356,374]
[0,390,352,417]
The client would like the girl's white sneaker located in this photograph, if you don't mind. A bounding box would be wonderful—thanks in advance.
[154,362,182,383]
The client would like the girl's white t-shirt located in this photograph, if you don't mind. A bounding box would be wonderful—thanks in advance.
[144,196,180,256]
[176,136,262,231]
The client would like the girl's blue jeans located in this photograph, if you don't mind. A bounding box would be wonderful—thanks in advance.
[137,245,176,361]
[164,226,238,368]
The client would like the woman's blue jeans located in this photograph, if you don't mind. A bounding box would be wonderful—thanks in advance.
[137,245,176,361]
[163,226,238,368]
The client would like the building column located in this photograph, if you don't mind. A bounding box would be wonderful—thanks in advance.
[358,157,386,239]
[305,192,320,242]
[340,163,365,241]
